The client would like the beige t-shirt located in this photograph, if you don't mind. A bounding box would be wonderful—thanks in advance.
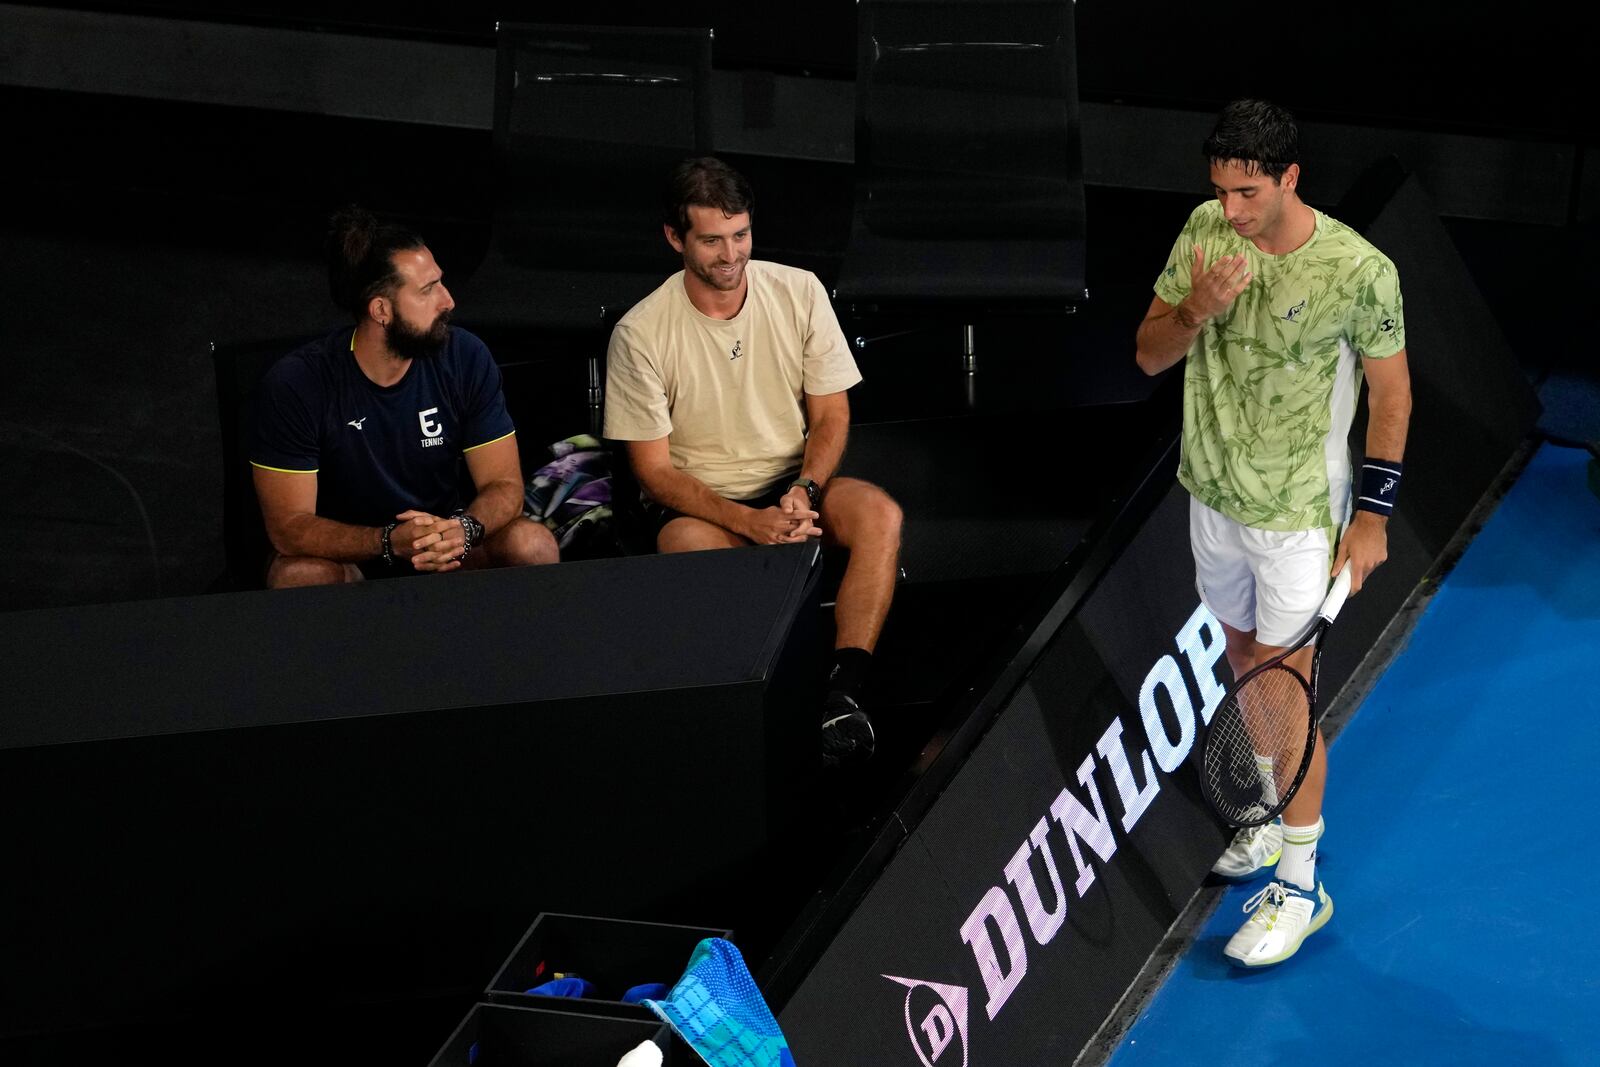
[604,260,862,500]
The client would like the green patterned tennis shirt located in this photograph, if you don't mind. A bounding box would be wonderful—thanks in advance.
[1154,200,1406,531]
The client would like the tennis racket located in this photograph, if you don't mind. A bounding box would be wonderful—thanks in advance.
[1200,563,1353,828]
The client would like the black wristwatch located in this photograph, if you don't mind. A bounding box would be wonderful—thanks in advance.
[790,478,822,510]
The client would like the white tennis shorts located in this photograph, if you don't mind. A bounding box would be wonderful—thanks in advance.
[1189,496,1340,648]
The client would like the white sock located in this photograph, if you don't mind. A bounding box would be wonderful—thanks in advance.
[1255,754,1279,807]
[1277,817,1324,891]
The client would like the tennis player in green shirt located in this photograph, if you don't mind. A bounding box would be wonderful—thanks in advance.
[1136,99,1412,967]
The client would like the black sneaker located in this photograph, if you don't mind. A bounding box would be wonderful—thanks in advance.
[820,693,876,770]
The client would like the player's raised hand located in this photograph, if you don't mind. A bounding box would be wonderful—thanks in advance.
[1184,245,1253,322]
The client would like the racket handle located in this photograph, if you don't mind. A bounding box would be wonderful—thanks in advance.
[1320,562,1353,622]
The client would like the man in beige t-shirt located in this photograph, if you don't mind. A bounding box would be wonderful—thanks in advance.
[605,157,902,770]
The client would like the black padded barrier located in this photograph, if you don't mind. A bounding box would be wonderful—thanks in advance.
[0,544,819,1044]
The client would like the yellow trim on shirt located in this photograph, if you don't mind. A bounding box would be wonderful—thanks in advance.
[250,461,318,474]
[462,429,516,453]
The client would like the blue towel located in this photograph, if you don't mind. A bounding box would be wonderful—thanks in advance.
[622,982,671,1004]
[525,975,595,998]
[644,939,796,1067]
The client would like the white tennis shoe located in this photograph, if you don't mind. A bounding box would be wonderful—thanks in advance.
[1223,879,1333,967]
[1209,820,1283,881]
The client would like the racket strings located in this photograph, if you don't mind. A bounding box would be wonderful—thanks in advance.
[1204,665,1312,825]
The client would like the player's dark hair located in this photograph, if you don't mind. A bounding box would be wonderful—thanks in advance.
[1203,99,1299,182]
[326,205,426,319]
[663,157,755,238]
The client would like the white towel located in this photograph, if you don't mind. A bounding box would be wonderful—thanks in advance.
[616,1038,663,1067]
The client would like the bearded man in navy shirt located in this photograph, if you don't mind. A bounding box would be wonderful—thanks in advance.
[250,207,557,587]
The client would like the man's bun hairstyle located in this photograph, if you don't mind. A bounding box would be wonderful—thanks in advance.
[327,205,425,318]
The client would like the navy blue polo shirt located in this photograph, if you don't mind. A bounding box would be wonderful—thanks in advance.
[250,326,516,527]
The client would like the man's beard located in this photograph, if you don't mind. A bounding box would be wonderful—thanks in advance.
[690,256,746,292]
[384,309,451,361]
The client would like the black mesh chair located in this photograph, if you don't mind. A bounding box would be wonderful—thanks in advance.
[835,0,1089,374]
[455,24,714,420]
[211,337,304,590]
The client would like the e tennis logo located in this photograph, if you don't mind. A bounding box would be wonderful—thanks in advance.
[418,407,446,447]
[883,975,969,1067]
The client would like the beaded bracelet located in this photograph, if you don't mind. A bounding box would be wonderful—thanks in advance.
[380,521,399,566]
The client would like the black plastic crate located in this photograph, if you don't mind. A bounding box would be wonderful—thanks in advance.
[485,913,730,1019]
[430,1003,674,1066]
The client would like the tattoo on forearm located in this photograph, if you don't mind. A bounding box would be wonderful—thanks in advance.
[1172,303,1201,330]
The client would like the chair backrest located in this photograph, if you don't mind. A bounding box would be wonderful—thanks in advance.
[211,337,306,590]
[491,23,714,274]
[837,0,1088,307]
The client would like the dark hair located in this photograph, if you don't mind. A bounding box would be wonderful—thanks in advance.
[1203,100,1299,181]
[663,157,755,237]
[326,205,426,318]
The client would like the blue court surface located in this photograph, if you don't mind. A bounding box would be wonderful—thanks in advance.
[1111,443,1600,1066]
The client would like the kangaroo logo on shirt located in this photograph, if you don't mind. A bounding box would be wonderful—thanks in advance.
[347,417,367,430]
[730,339,743,361]
[1283,298,1306,322]
[418,407,446,448]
